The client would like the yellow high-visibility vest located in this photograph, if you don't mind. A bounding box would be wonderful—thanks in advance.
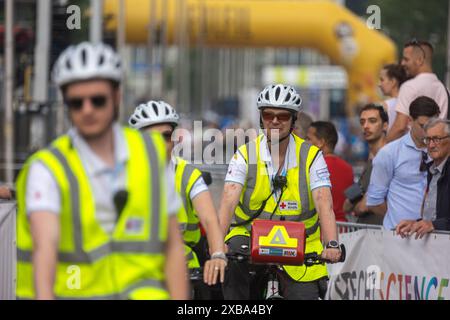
[226,134,328,282]
[16,128,170,299]
[174,157,202,268]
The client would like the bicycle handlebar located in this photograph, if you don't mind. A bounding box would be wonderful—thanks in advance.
[189,268,203,282]
[226,244,346,266]
[303,244,346,266]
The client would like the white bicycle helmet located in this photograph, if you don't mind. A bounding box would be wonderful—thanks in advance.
[52,42,122,87]
[129,100,179,129]
[257,84,302,112]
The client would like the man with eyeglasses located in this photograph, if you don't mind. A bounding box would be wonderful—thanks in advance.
[129,100,227,295]
[386,39,449,142]
[396,119,450,237]
[218,84,341,300]
[15,42,188,299]
[367,97,440,230]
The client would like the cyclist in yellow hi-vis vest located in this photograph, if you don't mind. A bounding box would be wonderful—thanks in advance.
[129,101,227,288]
[218,84,342,300]
[16,42,188,300]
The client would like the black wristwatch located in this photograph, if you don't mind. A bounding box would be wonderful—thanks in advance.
[326,240,340,249]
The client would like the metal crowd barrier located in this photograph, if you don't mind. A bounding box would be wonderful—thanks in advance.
[194,164,228,209]
[337,221,382,234]
[0,200,16,300]
[337,221,450,236]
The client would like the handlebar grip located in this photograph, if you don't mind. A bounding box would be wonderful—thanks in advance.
[304,244,346,266]
[339,244,346,262]
[201,171,212,186]
[226,252,250,262]
[189,268,203,281]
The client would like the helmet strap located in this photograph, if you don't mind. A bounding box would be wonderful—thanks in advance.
[290,111,298,133]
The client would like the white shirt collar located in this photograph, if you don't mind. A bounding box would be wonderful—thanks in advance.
[259,134,297,170]
[431,156,449,174]
[68,123,128,176]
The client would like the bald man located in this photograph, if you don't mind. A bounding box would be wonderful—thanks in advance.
[386,40,449,142]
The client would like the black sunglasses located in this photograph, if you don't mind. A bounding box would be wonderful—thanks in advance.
[419,151,429,172]
[64,95,108,111]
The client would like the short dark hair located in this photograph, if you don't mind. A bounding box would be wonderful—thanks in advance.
[404,39,434,53]
[359,103,389,124]
[383,64,407,87]
[310,121,338,150]
[409,96,440,120]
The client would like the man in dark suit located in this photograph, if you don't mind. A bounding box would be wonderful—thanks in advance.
[396,118,450,238]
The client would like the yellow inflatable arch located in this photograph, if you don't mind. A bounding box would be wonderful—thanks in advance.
[104,0,397,114]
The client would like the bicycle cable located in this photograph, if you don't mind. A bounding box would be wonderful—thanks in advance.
[269,181,287,220]
[294,265,309,282]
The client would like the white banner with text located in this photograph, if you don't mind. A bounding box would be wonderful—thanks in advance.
[326,229,450,300]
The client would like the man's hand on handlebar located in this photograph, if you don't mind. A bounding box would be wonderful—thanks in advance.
[203,254,227,286]
[321,248,342,263]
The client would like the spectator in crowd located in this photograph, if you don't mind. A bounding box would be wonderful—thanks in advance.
[307,121,354,222]
[378,64,407,130]
[387,39,449,142]
[396,119,450,237]
[294,111,314,139]
[367,96,440,230]
[343,104,388,225]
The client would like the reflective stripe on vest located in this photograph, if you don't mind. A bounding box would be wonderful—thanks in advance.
[17,278,168,300]
[18,134,164,263]
[16,129,169,299]
[179,222,201,232]
[184,245,200,269]
[174,157,201,247]
[45,280,167,300]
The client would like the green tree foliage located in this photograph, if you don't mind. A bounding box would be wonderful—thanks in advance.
[358,0,449,81]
